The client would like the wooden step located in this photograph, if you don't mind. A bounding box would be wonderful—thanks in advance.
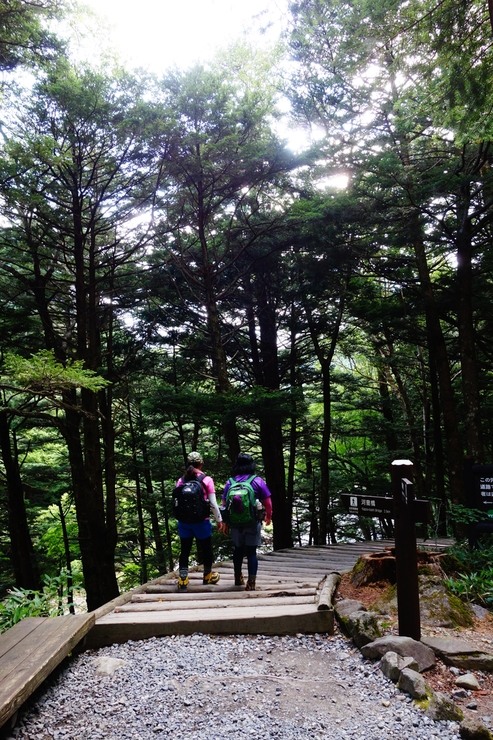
[132,588,318,602]
[0,614,94,730]
[85,603,334,648]
[116,595,316,612]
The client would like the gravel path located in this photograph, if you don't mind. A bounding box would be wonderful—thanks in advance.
[5,631,462,740]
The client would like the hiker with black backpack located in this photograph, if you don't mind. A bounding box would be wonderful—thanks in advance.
[174,451,225,592]
[221,453,272,591]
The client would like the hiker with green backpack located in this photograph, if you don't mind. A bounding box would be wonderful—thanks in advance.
[221,453,272,591]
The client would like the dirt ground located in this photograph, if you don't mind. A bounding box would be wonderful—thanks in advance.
[336,573,493,723]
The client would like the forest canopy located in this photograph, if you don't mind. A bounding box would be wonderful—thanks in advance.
[1,0,492,611]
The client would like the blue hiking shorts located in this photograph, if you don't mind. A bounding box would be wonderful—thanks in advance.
[178,519,212,540]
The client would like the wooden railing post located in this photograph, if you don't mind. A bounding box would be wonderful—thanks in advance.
[391,459,421,641]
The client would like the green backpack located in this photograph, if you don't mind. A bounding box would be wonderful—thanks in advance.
[224,475,257,527]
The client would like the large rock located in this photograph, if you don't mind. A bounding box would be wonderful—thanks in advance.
[380,651,419,682]
[335,599,366,617]
[456,673,481,691]
[397,667,429,699]
[460,716,493,739]
[336,609,382,648]
[360,635,436,671]
[418,577,475,628]
[92,657,128,675]
[422,636,493,672]
[370,576,474,628]
[425,691,464,722]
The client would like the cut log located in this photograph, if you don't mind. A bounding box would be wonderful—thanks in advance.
[350,549,450,588]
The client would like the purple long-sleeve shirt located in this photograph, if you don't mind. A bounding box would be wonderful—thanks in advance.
[222,475,273,520]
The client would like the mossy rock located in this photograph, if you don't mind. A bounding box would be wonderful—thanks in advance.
[437,553,466,576]
[336,609,382,647]
[419,576,474,628]
[369,576,474,628]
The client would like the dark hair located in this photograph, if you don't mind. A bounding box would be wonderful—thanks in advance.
[233,453,256,476]
[184,464,198,481]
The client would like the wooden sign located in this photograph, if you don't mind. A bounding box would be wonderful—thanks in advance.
[340,493,429,522]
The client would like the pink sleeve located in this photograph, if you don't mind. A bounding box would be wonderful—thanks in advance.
[202,475,215,495]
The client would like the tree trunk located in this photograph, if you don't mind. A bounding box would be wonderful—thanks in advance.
[127,399,148,584]
[456,179,484,462]
[63,400,119,611]
[58,500,75,614]
[160,476,175,572]
[302,286,345,544]
[410,219,464,504]
[254,276,292,549]
[0,411,42,591]
[136,406,167,574]
[198,182,240,463]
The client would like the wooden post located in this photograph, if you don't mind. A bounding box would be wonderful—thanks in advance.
[391,459,420,641]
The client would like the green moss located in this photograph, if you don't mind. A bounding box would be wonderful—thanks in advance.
[447,592,475,628]
[418,577,474,628]
[368,583,397,614]
[417,565,437,576]
[439,553,465,576]
[336,614,352,638]
[414,685,434,711]
[351,557,366,576]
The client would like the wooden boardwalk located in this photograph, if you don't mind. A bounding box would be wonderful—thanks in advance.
[84,537,452,649]
[0,613,94,730]
[0,537,452,729]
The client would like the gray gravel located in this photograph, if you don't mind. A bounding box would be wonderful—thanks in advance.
[5,632,462,740]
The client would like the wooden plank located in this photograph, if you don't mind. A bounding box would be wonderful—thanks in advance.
[184,568,326,580]
[91,573,178,620]
[0,618,45,661]
[214,564,329,576]
[259,553,349,567]
[0,614,94,728]
[258,556,346,568]
[85,603,334,648]
[146,581,321,594]
[190,568,322,581]
[132,588,318,602]
[258,558,357,573]
[116,595,316,612]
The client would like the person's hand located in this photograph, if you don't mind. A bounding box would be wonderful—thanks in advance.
[265,517,271,526]
[218,521,228,534]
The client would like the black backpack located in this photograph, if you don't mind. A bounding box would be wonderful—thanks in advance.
[173,473,210,523]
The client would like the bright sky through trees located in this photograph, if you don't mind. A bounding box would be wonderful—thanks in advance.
[82,0,288,72]
[77,0,323,156]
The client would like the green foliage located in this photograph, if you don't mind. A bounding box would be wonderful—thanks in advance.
[446,504,486,527]
[444,570,493,609]
[444,541,493,609]
[0,0,64,71]
[0,571,74,633]
[3,350,110,394]
[448,540,493,573]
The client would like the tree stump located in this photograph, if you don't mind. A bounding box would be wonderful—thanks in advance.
[351,549,397,587]
[350,549,450,588]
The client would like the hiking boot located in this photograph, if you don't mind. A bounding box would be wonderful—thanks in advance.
[245,578,256,591]
[177,575,189,592]
[203,571,220,585]
[235,573,245,586]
